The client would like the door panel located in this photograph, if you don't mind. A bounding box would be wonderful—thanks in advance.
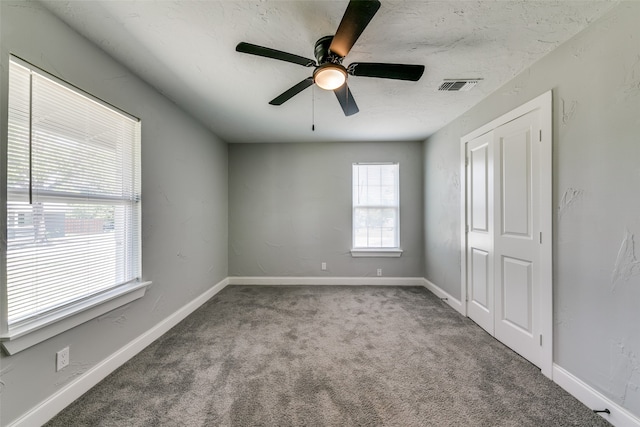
[494,110,541,367]
[471,145,488,232]
[466,132,494,334]
[501,131,531,237]
[471,248,489,309]
[501,256,533,333]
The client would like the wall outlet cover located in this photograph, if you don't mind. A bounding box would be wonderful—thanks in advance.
[56,347,69,371]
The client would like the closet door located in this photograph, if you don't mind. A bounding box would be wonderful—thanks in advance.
[493,110,541,367]
[465,132,494,334]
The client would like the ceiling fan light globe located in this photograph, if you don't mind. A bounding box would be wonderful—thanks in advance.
[314,65,347,90]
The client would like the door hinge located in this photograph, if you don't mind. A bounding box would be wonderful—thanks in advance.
[539,130,542,142]
[539,232,542,244]
[466,225,470,233]
[539,334,543,346]
[465,157,469,167]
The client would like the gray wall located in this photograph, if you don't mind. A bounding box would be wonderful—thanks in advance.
[423,126,462,299]
[229,142,424,278]
[0,2,228,425]
[423,1,640,417]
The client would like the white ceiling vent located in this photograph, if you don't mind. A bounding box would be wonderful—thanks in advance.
[438,79,482,92]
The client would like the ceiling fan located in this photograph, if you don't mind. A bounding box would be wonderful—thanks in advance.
[236,0,425,116]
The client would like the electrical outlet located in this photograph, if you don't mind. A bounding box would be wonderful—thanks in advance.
[321,262,327,271]
[56,347,69,371]
[377,268,382,277]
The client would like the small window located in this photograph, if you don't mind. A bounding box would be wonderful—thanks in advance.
[1,58,147,353]
[352,163,402,257]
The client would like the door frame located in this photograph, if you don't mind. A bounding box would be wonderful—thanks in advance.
[459,90,553,379]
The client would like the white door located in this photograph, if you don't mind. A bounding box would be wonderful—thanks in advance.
[462,91,552,376]
[466,132,494,334]
[493,110,541,367]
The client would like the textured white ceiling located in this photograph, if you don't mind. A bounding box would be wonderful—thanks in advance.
[41,0,616,143]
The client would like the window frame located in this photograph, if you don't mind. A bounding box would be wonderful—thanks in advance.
[351,162,403,258]
[0,56,150,355]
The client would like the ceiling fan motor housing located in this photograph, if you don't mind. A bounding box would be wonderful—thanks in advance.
[315,35,343,65]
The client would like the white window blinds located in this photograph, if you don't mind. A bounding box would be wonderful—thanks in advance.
[6,59,141,328]
[352,163,400,249]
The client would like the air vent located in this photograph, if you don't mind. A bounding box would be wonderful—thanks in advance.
[438,79,481,92]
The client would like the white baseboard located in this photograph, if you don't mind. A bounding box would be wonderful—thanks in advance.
[421,278,465,315]
[10,278,229,427]
[228,276,426,286]
[553,364,640,427]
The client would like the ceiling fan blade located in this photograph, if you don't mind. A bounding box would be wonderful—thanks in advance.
[329,0,381,58]
[269,78,315,106]
[348,63,425,81]
[334,83,359,116]
[236,42,317,67]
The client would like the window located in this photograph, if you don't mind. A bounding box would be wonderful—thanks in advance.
[1,57,148,354]
[351,163,402,257]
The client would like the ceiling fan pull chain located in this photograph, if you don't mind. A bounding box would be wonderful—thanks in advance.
[312,85,316,131]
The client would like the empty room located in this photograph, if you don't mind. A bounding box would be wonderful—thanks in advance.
[1,0,639,426]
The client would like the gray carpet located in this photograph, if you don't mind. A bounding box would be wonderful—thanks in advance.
[46,286,610,426]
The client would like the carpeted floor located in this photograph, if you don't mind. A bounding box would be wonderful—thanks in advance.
[46,286,610,426]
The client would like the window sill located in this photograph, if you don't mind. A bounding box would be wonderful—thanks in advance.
[0,280,152,355]
[351,249,403,258]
